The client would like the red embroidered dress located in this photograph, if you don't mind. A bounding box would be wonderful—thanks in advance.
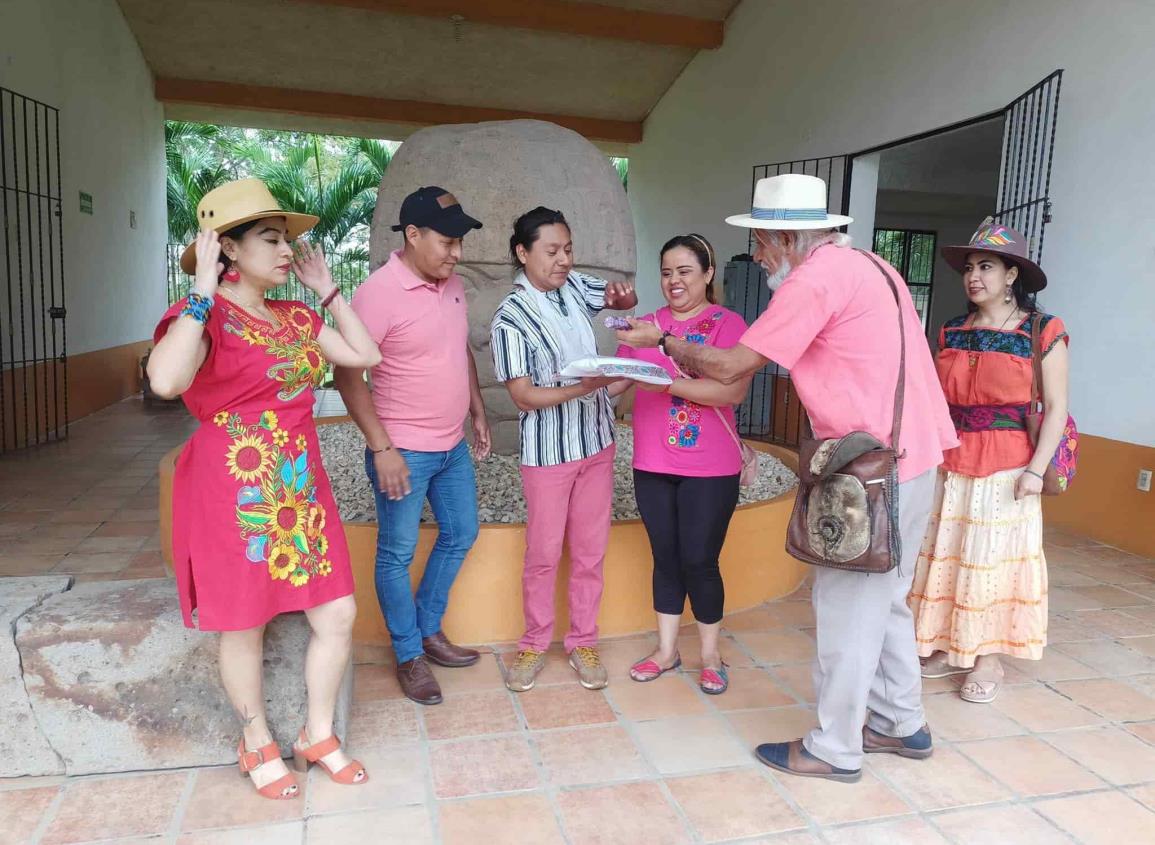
[156,297,354,630]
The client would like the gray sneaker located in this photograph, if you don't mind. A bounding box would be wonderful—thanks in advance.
[569,646,608,690]
[506,650,546,692]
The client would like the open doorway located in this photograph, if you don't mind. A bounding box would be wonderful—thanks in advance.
[871,117,1005,336]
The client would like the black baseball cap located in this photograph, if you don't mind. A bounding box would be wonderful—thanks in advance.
[391,186,482,238]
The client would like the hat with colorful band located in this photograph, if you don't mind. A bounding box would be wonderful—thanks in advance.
[941,217,1048,293]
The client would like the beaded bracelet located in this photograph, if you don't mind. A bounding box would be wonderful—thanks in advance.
[180,292,213,326]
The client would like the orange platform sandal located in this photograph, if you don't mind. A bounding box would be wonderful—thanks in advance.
[237,738,300,800]
[292,729,369,785]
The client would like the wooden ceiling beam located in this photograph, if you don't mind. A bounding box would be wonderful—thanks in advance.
[284,0,724,49]
[155,78,644,144]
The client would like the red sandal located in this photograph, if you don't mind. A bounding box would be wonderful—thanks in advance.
[237,738,299,800]
[699,663,729,695]
[292,729,369,785]
[629,653,682,682]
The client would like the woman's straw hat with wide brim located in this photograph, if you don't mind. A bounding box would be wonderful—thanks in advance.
[179,178,319,275]
[725,173,853,230]
[940,217,1048,293]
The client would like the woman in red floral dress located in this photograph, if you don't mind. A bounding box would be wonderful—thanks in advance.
[148,179,381,799]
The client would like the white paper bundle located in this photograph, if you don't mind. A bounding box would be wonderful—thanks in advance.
[555,356,673,386]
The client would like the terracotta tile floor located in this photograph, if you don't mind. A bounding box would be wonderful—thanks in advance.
[4,399,1155,843]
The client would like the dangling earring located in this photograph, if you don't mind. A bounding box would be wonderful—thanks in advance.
[222,267,240,283]
[1004,285,1014,305]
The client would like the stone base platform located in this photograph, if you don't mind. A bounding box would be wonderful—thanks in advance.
[160,437,808,646]
[1,577,351,777]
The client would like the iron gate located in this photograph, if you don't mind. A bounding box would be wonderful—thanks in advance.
[994,70,1063,263]
[733,156,851,446]
[0,87,67,452]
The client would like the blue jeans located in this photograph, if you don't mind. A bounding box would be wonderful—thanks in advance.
[364,440,480,664]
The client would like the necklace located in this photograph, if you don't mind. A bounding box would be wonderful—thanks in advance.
[219,286,282,331]
[968,306,1022,368]
[220,286,271,315]
[218,286,261,309]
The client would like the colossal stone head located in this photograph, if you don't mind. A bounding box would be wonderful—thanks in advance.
[370,119,636,454]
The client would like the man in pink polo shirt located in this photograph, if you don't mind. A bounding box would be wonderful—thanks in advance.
[334,187,490,706]
[618,174,958,782]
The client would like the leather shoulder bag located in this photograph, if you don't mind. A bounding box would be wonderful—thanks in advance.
[785,250,907,574]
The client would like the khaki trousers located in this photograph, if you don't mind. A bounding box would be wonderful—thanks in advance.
[803,468,936,770]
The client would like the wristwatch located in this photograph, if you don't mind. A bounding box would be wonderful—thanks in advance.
[657,331,674,356]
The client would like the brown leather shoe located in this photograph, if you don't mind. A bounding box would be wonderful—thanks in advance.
[863,724,934,759]
[396,656,443,705]
[422,632,480,668]
[754,739,861,783]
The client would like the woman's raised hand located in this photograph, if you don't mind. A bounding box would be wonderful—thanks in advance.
[194,230,223,297]
[291,240,338,299]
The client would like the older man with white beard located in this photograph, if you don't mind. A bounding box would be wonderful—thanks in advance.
[618,174,957,783]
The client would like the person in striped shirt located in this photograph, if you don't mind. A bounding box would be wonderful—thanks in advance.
[490,206,637,692]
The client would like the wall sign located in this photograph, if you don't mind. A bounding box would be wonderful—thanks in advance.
[79,191,93,214]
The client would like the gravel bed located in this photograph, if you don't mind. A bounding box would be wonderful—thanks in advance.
[318,422,797,524]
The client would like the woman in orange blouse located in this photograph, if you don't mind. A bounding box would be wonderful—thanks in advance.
[910,220,1070,705]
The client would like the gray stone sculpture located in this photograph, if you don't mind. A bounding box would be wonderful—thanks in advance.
[0,576,71,776]
[9,578,351,776]
[370,119,636,454]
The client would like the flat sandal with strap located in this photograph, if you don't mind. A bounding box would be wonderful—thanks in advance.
[629,653,681,682]
[292,729,369,785]
[237,738,299,800]
[699,662,730,695]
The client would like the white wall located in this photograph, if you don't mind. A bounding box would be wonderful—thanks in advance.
[629,0,1155,447]
[1,0,166,357]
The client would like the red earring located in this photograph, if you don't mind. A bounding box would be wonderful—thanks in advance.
[222,268,240,283]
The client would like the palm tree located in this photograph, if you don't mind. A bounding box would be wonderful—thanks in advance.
[223,134,393,256]
[165,121,235,243]
[165,123,394,252]
[612,156,629,191]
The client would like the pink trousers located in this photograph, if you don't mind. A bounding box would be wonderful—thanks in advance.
[518,445,615,652]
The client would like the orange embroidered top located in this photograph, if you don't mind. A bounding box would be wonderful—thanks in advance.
[936,312,1068,478]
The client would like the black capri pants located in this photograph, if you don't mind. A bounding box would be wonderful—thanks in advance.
[633,469,741,624]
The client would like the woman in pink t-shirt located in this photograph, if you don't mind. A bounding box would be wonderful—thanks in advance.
[615,234,750,694]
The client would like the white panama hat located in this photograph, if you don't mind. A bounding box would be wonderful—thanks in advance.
[726,173,853,230]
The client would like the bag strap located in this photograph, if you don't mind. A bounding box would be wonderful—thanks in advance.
[652,314,747,457]
[855,249,907,454]
[1029,312,1045,412]
[796,251,907,453]
[712,404,746,454]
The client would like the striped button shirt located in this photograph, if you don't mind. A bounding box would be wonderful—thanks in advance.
[490,272,616,467]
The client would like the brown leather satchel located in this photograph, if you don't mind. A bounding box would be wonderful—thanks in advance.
[785,250,907,574]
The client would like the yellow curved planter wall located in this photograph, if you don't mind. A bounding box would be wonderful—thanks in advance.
[159,430,805,645]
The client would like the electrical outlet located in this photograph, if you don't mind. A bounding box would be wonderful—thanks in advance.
[1139,469,1153,493]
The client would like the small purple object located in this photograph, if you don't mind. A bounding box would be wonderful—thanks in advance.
[604,316,632,330]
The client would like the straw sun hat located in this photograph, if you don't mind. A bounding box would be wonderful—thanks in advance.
[725,173,853,230]
[179,178,318,275]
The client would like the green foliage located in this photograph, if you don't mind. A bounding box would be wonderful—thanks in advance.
[164,122,395,252]
[164,121,233,242]
[166,120,628,254]
[612,156,629,191]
